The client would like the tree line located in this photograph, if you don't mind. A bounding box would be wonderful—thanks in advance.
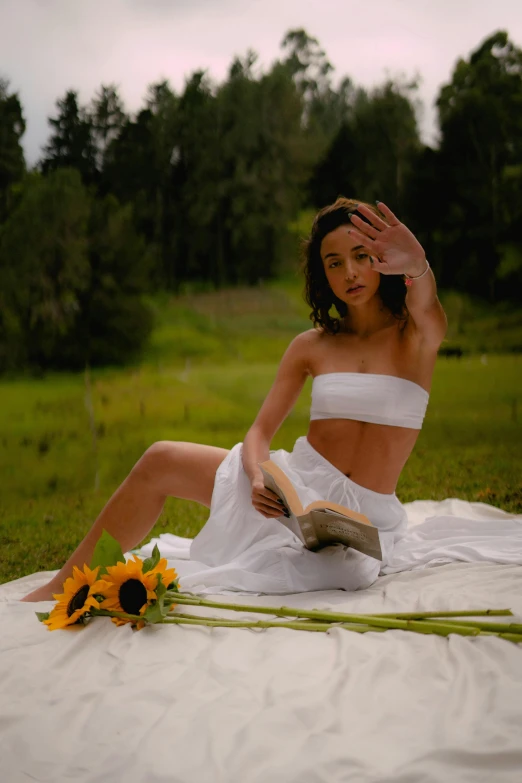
[1,28,521,372]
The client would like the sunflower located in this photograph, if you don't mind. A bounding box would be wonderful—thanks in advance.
[97,555,177,629]
[43,564,106,631]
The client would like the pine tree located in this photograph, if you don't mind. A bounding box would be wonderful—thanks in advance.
[0,78,26,221]
[41,90,97,185]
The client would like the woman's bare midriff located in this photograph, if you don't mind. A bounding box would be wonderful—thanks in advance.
[304,318,436,494]
[306,419,420,494]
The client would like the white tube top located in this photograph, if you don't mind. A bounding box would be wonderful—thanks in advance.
[310,372,429,429]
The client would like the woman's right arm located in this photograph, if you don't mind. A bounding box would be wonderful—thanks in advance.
[242,332,312,517]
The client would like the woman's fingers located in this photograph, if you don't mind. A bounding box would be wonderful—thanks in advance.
[259,488,284,506]
[349,213,380,239]
[355,203,388,231]
[260,496,287,512]
[256,498,289,517]
[257,486,281,500]
[375,201,401,226]
[251,484,290,517]
[347,227,376,250]
[370,256,394,275]
[257,503,289,519]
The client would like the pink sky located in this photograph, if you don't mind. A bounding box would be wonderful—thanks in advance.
[2,0,522,164]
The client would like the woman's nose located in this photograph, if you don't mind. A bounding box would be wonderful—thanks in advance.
[343,260,357,280]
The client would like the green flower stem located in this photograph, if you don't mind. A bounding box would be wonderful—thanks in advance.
[93,607,330,632]
[369,609,513,619]
[175,612,389,634]
[167,593,521,641]
[94,607,387,634]
[488,633,522,644]
[165,594,520,635]
[92,608,521,642]
[167,616,330,632]
[165,593,484,637]
[95,607,391,634]
[93,608,145,622]
[296,615,522,635]
[334,623,387,633]
[168,593,514,622]
[415,619,522,634]
[172,613,521,641]
[476,629,522,642]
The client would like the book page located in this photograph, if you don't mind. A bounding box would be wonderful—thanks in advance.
[304,499,373,527]
[258,464,305,543]
[258,461,305,517]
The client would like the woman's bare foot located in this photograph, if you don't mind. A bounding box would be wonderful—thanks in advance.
[20,583,59,602]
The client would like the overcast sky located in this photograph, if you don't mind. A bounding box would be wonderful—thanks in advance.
[2,0,522,165]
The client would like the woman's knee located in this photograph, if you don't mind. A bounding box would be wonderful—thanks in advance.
[132,440,181,486]
[131,440,229,505]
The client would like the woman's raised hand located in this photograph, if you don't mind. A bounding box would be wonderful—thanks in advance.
[348,201,427,277]
[251,478,290,519]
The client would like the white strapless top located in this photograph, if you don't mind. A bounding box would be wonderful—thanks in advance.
[310,372,430,429]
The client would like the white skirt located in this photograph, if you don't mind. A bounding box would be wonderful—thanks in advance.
[137,436,522,595]
[188,435,406,593]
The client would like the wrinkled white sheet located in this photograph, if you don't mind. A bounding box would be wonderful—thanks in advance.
[1,542,522,781]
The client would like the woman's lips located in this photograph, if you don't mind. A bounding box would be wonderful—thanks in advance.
[347,285,364,294]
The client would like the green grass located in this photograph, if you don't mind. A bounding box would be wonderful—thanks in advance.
[0,281,521,584]
[439,290,522,354]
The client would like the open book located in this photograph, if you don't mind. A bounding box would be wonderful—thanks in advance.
[258,460,382,561]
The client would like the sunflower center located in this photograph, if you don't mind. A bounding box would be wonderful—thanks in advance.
[119,579,148,615]
[67,584,90,617]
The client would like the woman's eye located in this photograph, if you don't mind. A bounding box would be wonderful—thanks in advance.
[357,253,368,261]
[329,261,340,268]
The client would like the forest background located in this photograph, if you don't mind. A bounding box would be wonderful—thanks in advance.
[2,27,522,371]
[0,28,521,580]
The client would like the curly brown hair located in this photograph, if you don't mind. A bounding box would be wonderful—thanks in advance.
[301,197,408,335]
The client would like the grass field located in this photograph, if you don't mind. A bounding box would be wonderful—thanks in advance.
[0,280,521,584]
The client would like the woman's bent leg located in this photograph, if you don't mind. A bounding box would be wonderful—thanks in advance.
[20,441,229,602]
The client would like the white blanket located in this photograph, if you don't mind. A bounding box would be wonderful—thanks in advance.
[1,503,522,783]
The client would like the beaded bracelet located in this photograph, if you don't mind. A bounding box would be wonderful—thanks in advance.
[404,258,430,286]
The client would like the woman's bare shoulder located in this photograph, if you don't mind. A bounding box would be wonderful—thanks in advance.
[295,326,331,345]
[297,326,323,339]
[290,327,326,374]
[294,327,326,348]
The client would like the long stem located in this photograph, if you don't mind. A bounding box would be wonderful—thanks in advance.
[485,632,522,643]
[176,612,387,634]
[92,608,521,642]
[369,609,513,619]
[168,593,518,630]
[94,608,328,632]
[415,619,522,634]
[94,608,401,634]
[168,616,330,632]
[289,615,522,635]
[166,594,483,637]
[167,591,513,620]
[167,593,522,639]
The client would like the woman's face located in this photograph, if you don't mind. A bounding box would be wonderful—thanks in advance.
[320,225,381,306]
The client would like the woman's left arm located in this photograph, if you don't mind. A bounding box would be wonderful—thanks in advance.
[347,201,448,347]
[400,260,448,347]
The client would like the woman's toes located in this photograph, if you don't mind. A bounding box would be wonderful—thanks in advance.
[20,587,55,602]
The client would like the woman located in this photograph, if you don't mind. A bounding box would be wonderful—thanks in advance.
[19,197,452,601]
